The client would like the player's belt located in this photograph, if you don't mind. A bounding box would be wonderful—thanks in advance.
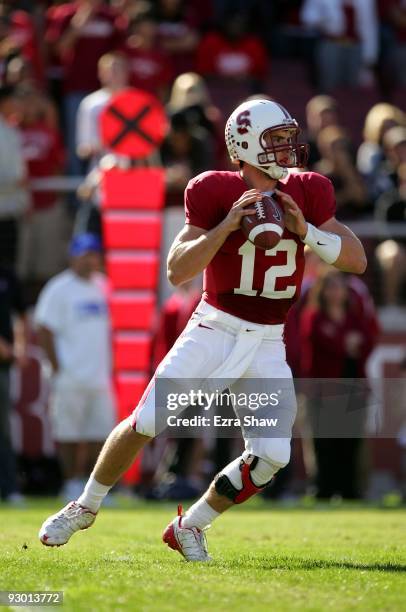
[196,300,284,340]
[195,301,285,393]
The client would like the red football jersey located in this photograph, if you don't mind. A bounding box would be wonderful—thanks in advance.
[185,170,336,324]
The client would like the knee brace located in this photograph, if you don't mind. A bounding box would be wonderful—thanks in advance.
[214,454,278,504]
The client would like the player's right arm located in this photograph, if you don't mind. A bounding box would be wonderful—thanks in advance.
[167,189,260,286]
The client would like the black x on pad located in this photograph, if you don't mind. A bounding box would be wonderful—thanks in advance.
[107,104,157,148]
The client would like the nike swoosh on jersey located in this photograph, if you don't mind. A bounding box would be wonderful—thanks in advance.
[317,241,326,246]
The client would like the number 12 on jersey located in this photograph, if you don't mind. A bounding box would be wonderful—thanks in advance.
[234,239,297,299]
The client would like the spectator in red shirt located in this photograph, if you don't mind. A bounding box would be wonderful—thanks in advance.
[44,3,67,112]
[45,0,127,175]
[152,281,201,369]
[16,86,67,303]
[300,269,378,378]
[0,1,44,87]
[196,11,268,91]
[153,0,204,76]
[123,10,173,101]
[299,269,379,499]
[285,248,380,375]
[6,56,60,130]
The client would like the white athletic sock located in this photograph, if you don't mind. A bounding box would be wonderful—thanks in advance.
[182,498,220,530]
[77,476,112,513]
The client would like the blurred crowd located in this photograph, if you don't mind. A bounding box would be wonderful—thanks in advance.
[0,0,406,504]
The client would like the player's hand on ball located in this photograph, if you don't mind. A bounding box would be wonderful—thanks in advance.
[275,189,308,239]
[222,189,260,233]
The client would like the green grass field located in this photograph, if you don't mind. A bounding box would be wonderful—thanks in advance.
[1,499,405,611]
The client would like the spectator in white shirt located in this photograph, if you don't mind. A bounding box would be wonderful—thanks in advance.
[0,86,30,269]
[76,51,129,174]
[35,233,116,501]
[301,0,378,92]
[74,52,129,236]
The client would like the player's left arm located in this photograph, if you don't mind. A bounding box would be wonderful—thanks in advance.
[276,189,367,275]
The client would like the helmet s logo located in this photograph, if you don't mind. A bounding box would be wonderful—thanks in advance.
[236,111,251,135]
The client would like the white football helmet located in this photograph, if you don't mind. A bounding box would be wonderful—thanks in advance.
[225,99,309,179]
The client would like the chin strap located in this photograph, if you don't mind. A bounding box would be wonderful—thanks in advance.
[260,164,288,180]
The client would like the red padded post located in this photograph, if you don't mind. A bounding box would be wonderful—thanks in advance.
[115,373,149,417]
[100,91,167,486]
[103,213,162,250]
[109,291,156,330]
[113,332,152,371]
[106,253,159,290]
[101,167,165,210]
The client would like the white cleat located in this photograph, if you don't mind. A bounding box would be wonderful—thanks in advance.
[162,505,212,562]
[39,501,96,547]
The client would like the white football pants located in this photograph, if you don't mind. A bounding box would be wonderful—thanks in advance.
[130,301,297,467]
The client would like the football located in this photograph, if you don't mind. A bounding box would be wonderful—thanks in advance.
[241,193,285,250]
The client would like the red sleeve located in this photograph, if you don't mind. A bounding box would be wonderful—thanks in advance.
[45,10,70,45]
[298,306,316,377]
[11,12,45,85]
[284,301,302,375]
[300,307,348,376]
[355,302,380,363]
[302,172,337,227]
[161,54,174,86]
[111,14,128,49]
[184,174,221,230]
[359,318,378,364]
[50,128,65,171]
[151,293,200,368]
[152,299,180,369]
[245,38,268,78]
[196,33,218,75]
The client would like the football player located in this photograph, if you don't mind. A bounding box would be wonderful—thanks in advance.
[39,99,367,561]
